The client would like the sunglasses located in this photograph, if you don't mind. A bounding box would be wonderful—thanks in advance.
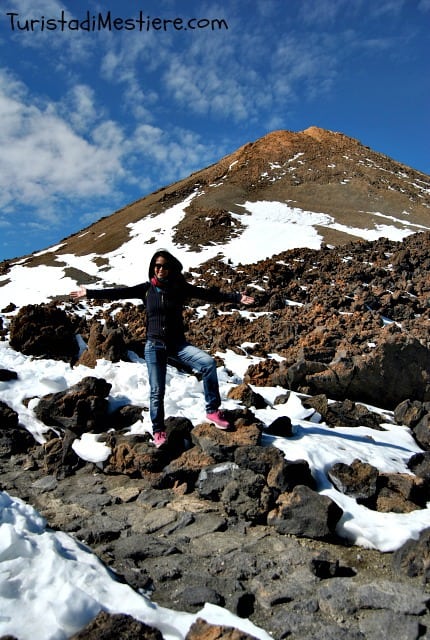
[155,262,170,270]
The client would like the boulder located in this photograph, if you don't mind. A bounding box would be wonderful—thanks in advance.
[9,303,78,361]
[34,376,112,435]
[0,400,34,457]
[328,459,430,512]
[243,360,280,386]
[324,399,384,429]
[0,400,19,429]
[227,383,267,409]
[0,427,35,458]
[407,451,430,481]
[43,430,85,478]
[267,484,343,541]
[234,445,316,496]
[196,462,240,502]
[0,368,18,382]
[412,413,430,451]
[221,468,272,524]
[376,473,429,513]
[328,459,379,502]
[186,618,260,640]
[70,611,163,640]
[394,399,430,428]
[264,416,293,437]
[191,422,261,462]
[78,320,130,367]
[162,446,217,490]
[392,528,430,582]
[108,404,145,430]
[290,335,430,410]
[105,433,165,479]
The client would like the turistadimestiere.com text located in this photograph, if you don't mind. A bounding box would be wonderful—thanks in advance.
[5,10,229,32]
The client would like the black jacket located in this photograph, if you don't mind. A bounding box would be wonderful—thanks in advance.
[86,280,241,347]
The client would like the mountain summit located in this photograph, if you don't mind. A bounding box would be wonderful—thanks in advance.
[1,127,429,279]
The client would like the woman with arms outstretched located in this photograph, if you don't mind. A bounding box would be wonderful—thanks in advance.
[71,249,254,447]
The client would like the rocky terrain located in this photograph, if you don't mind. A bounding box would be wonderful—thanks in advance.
[1,127,430,638]
[1,228,430,639]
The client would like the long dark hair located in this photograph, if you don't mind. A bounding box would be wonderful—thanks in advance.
[148,250,184,282]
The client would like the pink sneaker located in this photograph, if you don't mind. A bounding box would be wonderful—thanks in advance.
[153,431,167,448]
[206,410,229,430]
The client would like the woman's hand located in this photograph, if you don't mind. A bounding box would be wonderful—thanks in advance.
[240,293,254,305]
[70,286,87,300]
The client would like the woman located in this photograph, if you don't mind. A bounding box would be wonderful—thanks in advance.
[70,249,254,447]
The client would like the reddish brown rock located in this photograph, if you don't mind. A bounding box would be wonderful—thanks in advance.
[191,421,261,462]
[70,611,162,640]
[227,384,267,409]
[79,319,130,367]
[186,618,259,640]
[9,303,78,361]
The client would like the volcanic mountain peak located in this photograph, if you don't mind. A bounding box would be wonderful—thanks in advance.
[303,125,332,141]
[220,126,361,167]
[302,125,355,143]
[217,126,403,184]
[2,127,429,277]
[169,127,429,253]
[170,126,429,219]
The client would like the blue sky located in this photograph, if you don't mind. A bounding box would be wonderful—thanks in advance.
[0,0,429,262]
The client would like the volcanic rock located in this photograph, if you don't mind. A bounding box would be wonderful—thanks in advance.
[283,334,430,410]
[227,384,267,409]
[34,376,112,434]
[186,618,259,640]
[70,611,163,640]
[0,400,34,457]
[328,459,379,502]
[78,319,130,367]
[0,399,19,430]
[267,484,343,540]
[394,399,430,428]
[191,421,261,462]
[9,303,78,361]
[393,527,430,582]
[0,369,17,381]
[412,413,430,451]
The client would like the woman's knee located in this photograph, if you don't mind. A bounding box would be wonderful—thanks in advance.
[200,355,217,375]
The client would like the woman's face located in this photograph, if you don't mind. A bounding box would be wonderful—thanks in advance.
[154,256,170,278]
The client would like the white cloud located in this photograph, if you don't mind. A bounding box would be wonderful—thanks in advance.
[369,0,405,18]
[298,0,347,25]
[297,0,405,25]
[5,0,94,63]
[130,123,225,183]
[0,63,228,236]
[99,30,167,122]
[100,29,165,82]
[0,69,126,217]
[63,85,100,134]
[162,32,264,122]
[7,0,64,16]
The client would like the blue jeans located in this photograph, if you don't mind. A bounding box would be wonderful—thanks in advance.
[144,340,221,432]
